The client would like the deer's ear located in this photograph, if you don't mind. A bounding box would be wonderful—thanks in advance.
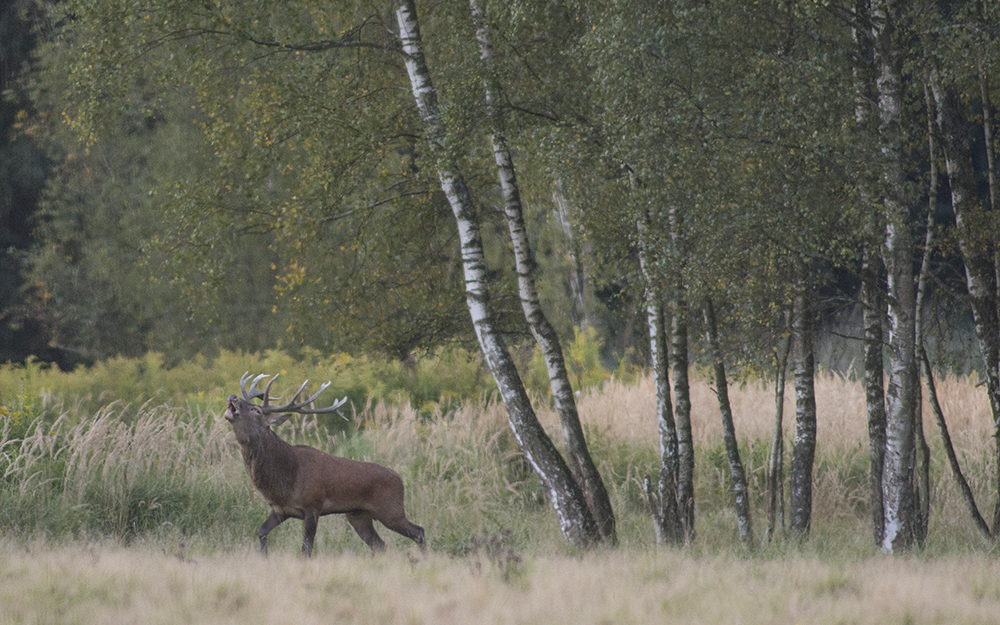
[266,412,292,428]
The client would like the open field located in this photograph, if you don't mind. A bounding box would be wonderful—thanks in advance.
[3,543,1000,624]
[2,359,1000,623]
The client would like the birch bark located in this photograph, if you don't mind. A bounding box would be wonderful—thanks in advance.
[853,0,887,548]
[789,277,817,536]
[763,311,791,544]
[873,0,918,553]
[931,70,1000,538]
[703,297,754,545]
[862,248,887,546]
[910,80,942,547]
[395,0,599,546]
[637,210,682,545]
[470,0,615,544]
[553,182,591,330]
[670,206,696,541]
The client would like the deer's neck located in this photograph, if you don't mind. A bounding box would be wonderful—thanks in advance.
[240,429,298,504]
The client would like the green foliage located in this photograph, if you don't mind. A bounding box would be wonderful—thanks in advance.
[0,347,498,422]
[45,0,489,362]
[526,326,613,396]
[14,0,996,382]
[21,26,290,363]
[0,391,41,443]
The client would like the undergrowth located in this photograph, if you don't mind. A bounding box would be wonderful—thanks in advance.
[0,349,997,560]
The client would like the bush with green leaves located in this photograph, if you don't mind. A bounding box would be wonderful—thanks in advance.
[0,346,508,424]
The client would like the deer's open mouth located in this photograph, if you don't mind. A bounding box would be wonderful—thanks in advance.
[224,396,238,422]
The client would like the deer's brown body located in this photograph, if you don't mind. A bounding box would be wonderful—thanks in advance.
[225,382,425,556]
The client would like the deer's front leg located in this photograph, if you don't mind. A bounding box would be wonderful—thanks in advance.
[302,510,319,557]
[258,509,286,555]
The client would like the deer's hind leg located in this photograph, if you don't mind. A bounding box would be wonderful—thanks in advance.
[346,510,386,554]
[382,515,426,553]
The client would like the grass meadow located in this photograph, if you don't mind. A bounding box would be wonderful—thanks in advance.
[2,352,1000,623]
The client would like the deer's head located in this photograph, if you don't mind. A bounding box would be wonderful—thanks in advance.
[225,373,347,444]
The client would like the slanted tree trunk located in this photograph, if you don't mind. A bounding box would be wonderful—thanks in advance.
[788,274,817,537]
[395,0,599,547]
[703,297,753,546]
[470,0,616,544]
[873,0,918,553]
[763,309,792,544]
[637,210,682,545]
[922,346,994,540]
[670,206,696,542]
[931,69,1000,537]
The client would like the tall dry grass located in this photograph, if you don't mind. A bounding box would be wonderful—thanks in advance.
[1,369,998,554]
[3,370,1000,622]
[0,399,258,542]
[574,370,995,451]
[564,370,998,552]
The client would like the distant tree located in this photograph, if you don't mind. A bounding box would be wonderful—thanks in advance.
[24,40,286,361]
[0,0,54,364]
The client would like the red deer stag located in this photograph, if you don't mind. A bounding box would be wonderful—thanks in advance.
[224,372,425,556]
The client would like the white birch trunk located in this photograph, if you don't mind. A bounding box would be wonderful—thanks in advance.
[552,182,591,329]
[862,247,887,545]
[395,0,599,546]
[789,277,817,536]
[763,311,791,544]
[469,0,615,544]
[873,0,918,553]
[853,0,888,548]
[637,210,682,545]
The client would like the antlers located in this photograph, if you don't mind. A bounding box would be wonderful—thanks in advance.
[240,372,348,419]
